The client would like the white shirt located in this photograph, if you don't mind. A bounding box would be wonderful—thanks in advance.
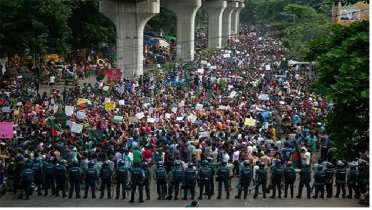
[223,153,230,162]
[49,76,55,83]
[253,165,259,178]
[302,152,311,165]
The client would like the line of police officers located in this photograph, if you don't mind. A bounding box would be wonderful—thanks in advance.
[12,154,368,203]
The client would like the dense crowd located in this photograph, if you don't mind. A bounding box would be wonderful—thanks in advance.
[0,24,368,206]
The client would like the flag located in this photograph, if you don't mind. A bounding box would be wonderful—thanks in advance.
[292,140,303,169]
[203,91,213,102]
[96,66,108,81]
[143,97,150,103]
[106,86,112,97]
[185,63,197,70]
[196,90,203,97]
[181,83,190,93]
[58,111,67,128]
[221,81,228,88]
[47,117,58,143]
[87,129,103,139]
[169,103,177,110]
[78,102,91,110]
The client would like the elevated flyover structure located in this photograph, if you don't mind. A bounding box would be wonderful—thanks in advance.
[99,0,245,79]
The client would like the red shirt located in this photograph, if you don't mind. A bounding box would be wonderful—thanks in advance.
[142,150,153,161]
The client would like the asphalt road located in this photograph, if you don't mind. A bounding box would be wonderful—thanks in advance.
[0,168,362,207]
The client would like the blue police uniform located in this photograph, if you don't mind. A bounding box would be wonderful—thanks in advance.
[115,166,128,199]
[19,168,34,200]
[30,160,43,195]
[68,166,82,198]
[184,167,197,199]
[85,167,98,198]
[208,163,216,195]
[55,164,67,197]
[297,166,311,198]
[100,166,113,198]
[143,168,151,200]
[167,166,184,200]
[154,166,167,200]
[130,167,145,203]
[14,161,25,194]
[44,162,56,195]
[271,165,283,198]
[198,166,212,199]
[284,166,296,198]
[238,167,252,199]
[217,166,231,198]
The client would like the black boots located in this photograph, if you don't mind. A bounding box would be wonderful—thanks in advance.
[235,190,242,199]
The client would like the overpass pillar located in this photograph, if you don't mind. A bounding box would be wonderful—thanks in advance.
[100,0,159,80]
[161,0,201,62]
[222,1,239,40]
[231,2,245,36]
[201,0,227,47]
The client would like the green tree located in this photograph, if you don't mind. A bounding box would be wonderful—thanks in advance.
[0,0,72,57]
[240,0,256,23]
[306,21,369,161]
[146,7,176,37]
[65,0,116,50]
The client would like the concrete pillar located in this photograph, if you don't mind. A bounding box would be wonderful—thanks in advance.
[161,0,201,62]
[201,0,227,47]
[231,2,245,36]
[100,0,159,80]
[222,1,239,40]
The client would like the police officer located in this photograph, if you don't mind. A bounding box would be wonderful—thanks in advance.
[207,157,216,196]
[68,160,82,199]
[153,161,167,200]
[167,160,184,200]
[253,162,267,199]
[334,161,347,198]
[296,164,311,199]
[30,158,43,196]
[55,159,68,198]
[358,160,368,202]
[347,163,360,199]
[235,160,251,199]
[100,161,113,199]
[216,160,230,199]
[284,161,296,198]
[130,163,145,203]
[84,160,98,199]
[183,162,197,200]
[14,155,25,195]
[115,160,128,199]
[197,160,212,200]
[270,159,283,199]
[44,157,55,196]
[18,164,34,200]
[142,162,152,200]
[324,162,335,198]
[313,165,326,198]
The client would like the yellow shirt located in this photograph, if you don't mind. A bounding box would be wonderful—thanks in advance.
[272,128,276,140]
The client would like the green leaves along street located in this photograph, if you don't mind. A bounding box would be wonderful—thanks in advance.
[306,21,369,161]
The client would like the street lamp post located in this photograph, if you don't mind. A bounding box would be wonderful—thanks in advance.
[279,12,298,27]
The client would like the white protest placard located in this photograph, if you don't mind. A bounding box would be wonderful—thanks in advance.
[210,66,217,70]
[119,100,125,105]
[53,105,59,113]
[259,94,269,100]
[50,99,55,104]
[116,87,124,94]
[219,105,226,110]
[229,91,237,98]
[189,114,197,123]
[176,117,183,121]
[149,107,153,113]
[154,117,160,122]
[201,60,207,65]
[1,107,10,113]
[71,123,83,133]
[210,106,215,113]
[171,107,177,113]
[237,51,241,54]
[195,104,203,111]
[66,120,73,128]
[103,86,109,91]
[76,111,86,120]
[136,112,144,119]
[65,106,74,116]
[17,102,23,106]
[165,113,171,119]
[197,69,204,74]
[279,101,285,105]
[265,65,271,70]
[147,118,155,123]
[235,39,240,43]
[104,98,111,103]
[178,101,185,107]
[223,54,230,58]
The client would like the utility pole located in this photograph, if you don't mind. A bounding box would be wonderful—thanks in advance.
[279,12,298,27]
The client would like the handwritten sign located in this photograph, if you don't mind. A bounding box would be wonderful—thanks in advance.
[244,118,256,126]
[71,123,83,133]
[259,94,269,100]
[119,100,125,105]
[0,122,13,138]
[2,107,10,113]
[105,102,115,110]
[135,112,144,119]
[76,112,86,120]
[147,118,155,123]
[65,106,74,116]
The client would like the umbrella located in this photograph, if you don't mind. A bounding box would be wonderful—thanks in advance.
[168,36,176,40]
